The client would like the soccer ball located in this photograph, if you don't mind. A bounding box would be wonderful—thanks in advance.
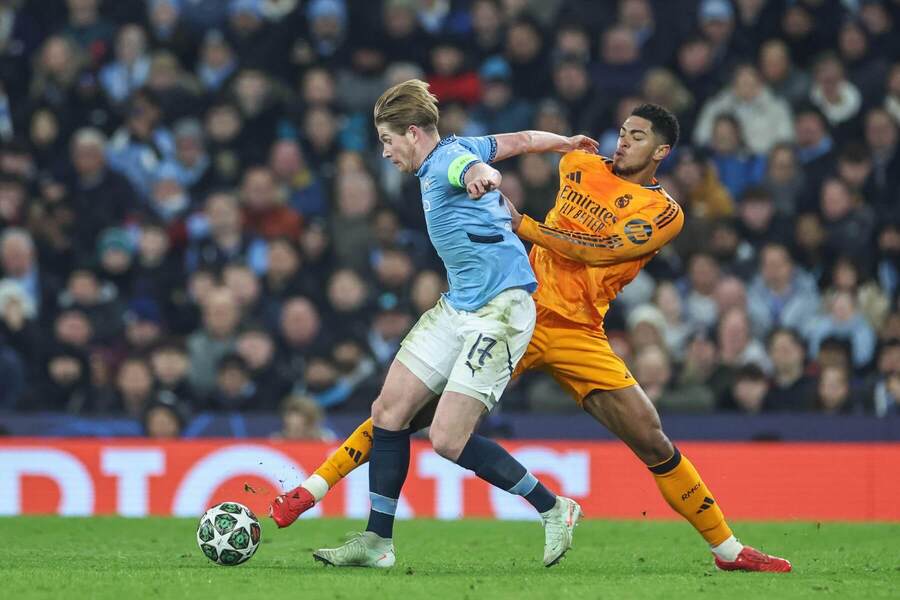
[196,502,261,566]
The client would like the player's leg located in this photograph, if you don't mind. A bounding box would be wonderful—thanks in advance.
[312,358,435,568]
[276,313,551,526]
[314,298,460,567]
[271,401,439,527]
[582,385,790,572]
[430,289,581,566]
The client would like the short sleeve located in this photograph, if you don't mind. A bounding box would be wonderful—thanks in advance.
[459,135,498,163]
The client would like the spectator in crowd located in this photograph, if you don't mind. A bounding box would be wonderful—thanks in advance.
[187,191,267,275]
[272,394,332,441]
[764,328,814,412]
[143,400,187,438]
[1,228,56,315]
[792,104,835,204]
[818,177,875,263]
[100,24,151,105]
[836,19,886,102]
[875,221,900,300]
[652,281,692,360]
[813,364,856,414]
[0,339,24,409]
[674,35,720,108]
[235,324,289,410]
[633,344,715,413]
[30,344,92,412]
[884,62,900,126]
[187,286,240,395]
[757,38,810,106]
[114,355,155,417]
[720,363,769,414]
[208,352,257,411]
[735,186,792,256]
[863,107,900,214]
[240,165,302,241]
[694,63,793,155]
[150,338,198,408]
[762,143,804,216]
[0,279,40,381]
[277,296,325,386]
[747,243,820,336]
[469,56,533,136]
[67,128,138,259]
[196,29,237,94]
[106,88,175,198]
[867,340,900,417]
[809,53,862,133]
[717,306,771,374]
[807,290,877,370]
[147,0,195,66]
[670,147,734,220]
[680,252,721,331]
[827,256,890,330]
[57,265,123,344]
[269,139,326,220]
[706,113,765,200]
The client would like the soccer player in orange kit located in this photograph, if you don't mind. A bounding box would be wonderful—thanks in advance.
[272,104,791,573]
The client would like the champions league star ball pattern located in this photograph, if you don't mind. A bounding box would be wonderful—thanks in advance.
[197,502,261,566]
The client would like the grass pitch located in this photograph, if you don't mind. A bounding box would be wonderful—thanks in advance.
[1,517,897,600]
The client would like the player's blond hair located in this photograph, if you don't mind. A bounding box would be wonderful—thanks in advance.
[373,79,439,134]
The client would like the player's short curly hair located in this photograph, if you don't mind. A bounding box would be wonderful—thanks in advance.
[374,79,440,134]
[631,103,680,148]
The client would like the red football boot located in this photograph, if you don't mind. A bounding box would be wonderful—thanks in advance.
[269,486,316,528]
[714,546,792,573]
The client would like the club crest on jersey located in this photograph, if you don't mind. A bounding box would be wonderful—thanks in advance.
[615,194,632,209]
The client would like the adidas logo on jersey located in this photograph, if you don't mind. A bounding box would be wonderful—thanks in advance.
[566,171,582,183]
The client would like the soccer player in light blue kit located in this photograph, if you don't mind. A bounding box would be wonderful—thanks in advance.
[314,80,598,568]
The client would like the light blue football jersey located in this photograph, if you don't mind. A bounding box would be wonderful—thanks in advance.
[415,135,537,311]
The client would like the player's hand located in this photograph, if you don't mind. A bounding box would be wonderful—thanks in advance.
[564,135,599,154]
[501,193,523,232]
[467,168,502,199]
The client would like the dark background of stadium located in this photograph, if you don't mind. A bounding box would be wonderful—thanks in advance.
[0,0,898,440]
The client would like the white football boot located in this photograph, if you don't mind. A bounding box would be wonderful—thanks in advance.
[540,496,583,567]
[313,531,396,568]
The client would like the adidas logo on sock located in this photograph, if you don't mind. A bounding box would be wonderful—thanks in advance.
[695,496,716,514]
[345,446,363,463]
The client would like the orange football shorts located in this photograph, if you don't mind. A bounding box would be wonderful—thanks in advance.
[513,304,635,405]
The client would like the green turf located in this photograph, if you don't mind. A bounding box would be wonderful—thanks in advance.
[1,517,897,600]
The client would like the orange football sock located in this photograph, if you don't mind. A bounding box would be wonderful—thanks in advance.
[649,447,733,546]
[314,418,374,488]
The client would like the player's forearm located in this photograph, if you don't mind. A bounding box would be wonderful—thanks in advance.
[493,131,570,161]
[518,212,681,267]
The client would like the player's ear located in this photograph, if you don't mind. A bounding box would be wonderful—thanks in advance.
[653,144,671,161]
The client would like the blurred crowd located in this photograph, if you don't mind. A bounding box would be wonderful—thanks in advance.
[0,0,899,438]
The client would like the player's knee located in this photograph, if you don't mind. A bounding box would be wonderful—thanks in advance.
[371,396,406,430]
[429,426,465,461]
[639,428,674,465]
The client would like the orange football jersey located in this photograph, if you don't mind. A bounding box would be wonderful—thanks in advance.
[517,150,684,327]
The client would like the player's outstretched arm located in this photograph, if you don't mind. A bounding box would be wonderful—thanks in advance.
[505,195,684,267]
[492,131,598,162]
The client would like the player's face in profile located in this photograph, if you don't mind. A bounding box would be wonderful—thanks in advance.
[612,115,663,176]
[377,123,415,173]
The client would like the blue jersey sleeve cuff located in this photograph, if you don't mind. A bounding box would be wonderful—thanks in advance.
[458,159,482,187]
